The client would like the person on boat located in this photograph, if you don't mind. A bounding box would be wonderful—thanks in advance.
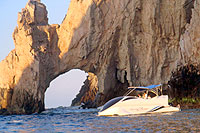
[143,92,148,99]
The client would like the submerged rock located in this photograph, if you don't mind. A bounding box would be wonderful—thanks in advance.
[80,101,97,109]
[0,0,200,114]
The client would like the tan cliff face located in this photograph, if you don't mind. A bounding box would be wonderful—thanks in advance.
[180,1,200,64]
[0,0,199,114]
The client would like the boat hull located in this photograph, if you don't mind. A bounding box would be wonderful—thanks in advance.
[98,95,180,116]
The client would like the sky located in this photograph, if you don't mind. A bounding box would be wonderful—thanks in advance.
[0,0,88,108]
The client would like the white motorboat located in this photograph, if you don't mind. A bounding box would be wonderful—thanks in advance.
[98,84,180,116]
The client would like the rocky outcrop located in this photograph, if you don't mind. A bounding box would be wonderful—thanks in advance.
[168,64,200,98]
[0,0,60,114]
[71,72,98,107]
[180,0,200,64]
[0,0,200,114]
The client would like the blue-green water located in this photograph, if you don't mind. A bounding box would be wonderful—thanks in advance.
[0,107,200,132]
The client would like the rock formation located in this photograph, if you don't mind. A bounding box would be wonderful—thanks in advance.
[180,0,200,64]
[0,0,199,114]
[71,72,98,108]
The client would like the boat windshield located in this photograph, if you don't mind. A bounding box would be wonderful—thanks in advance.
[122,96,137,101]
[127,84,162,96]
[99,96,124,112]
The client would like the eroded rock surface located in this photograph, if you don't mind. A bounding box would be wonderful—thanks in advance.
[180,1,200,64]
[0,0,200,114]
[71,72,98,107]
[0,0,59,114]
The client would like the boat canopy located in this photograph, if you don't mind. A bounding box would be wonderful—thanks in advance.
[128,84,162,90]
[126,84,162,96]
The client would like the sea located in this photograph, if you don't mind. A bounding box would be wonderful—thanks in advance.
[0,106,200,132]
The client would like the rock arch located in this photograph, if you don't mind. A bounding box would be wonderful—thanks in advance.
[0,0,200,114]
[45,69,88,108]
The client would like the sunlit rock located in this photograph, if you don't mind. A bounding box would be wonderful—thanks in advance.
[0,0,199,114]
[71,72,98,107]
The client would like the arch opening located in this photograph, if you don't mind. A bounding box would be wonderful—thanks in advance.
[45,69,88,109]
